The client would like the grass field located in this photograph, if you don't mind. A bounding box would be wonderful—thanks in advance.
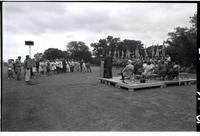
[1,66,196,131]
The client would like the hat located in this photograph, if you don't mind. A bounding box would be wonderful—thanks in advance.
[128,60,132,64]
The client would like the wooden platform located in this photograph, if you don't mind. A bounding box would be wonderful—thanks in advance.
[164,78,196,86]
[98,76,196,91]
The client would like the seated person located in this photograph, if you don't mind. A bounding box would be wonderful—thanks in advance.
[166,55,171,62]
[120,60,134,82]
[166,61,179,80]
[149,60,155,72]
[134,60,143,75]
[142,61,153,81]
[158,61,167,80]
[171,62,180,80]
[166,62,174,80]
[153,61,160,74]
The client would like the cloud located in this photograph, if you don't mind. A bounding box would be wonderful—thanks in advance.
[3,2,197,61]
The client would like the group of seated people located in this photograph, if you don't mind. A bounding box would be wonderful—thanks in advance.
[120,57,180,83]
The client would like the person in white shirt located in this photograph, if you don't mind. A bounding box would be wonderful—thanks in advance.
[74,61,80,72]
[142,61,153,81]
[82,61,87,72]
[66,61,71,73]
[166,55,171,62]
[50,61,57,74]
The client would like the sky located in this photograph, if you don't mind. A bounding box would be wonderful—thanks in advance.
[3,2,197,61]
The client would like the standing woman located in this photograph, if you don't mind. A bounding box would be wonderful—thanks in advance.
[82,61,87,72]
[39,60,44,75]
[66,60,70,73]
[32,59,37,78]
[24,55,33,85]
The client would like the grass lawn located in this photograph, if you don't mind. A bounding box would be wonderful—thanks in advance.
[1,66,196,131]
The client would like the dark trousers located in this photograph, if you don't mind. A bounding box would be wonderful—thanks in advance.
[80,66,83,72]
[16,71,21,80]
[121,72,125,80]
[104,66,112,78]
[70,66,74,72]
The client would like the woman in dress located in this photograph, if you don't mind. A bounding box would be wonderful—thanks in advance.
[32,59,37,78]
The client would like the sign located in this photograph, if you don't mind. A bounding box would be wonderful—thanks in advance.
[25,41,34,46]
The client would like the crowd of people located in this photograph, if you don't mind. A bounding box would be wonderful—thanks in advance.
[6,55,92,85]
[120,55,180,83]
[6,53,182,84]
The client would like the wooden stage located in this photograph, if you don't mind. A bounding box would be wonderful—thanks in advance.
[98,76,196,91]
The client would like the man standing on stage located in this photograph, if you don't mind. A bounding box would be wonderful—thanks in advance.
[104,54,113,78]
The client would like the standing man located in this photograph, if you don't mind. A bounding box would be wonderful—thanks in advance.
[104,54,113,78]
[15,56,22,80]
[24,55,32,85]
[86,62,92,72]
[62,59,66,73]
[80,59,84,72]
[36,59,40,74]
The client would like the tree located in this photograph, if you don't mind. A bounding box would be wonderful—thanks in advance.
[106,36,120,56]
[165,13,197,67]
[66,41,92,62]
[43,48,63,61]
[91,39,104,58]
[91,35,145,62]
[122,39,144,58]
[189,12,197,35]
[62,51,71,59]
[34,52,44,61]
[146,44,163,58]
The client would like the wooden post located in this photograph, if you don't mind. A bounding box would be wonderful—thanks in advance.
[100,60,104,78]
[25,41,34,58]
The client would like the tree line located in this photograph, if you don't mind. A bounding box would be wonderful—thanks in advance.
[33,13,197,68]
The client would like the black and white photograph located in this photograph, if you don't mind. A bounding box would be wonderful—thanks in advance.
[1,1,198,131]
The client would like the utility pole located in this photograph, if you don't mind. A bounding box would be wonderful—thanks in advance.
[25,41,34,58]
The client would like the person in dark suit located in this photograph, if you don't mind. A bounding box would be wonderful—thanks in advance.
[14,56,22,80]
[104,54,113,78]
[80,59,84,72]
[62,59,66,73]
[24,55,32,84]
